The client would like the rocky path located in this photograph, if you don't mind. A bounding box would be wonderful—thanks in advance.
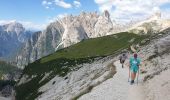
[0,97,11,100]
[79,60,145,100]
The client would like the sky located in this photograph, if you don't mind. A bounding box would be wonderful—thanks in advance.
[0,0,170,30]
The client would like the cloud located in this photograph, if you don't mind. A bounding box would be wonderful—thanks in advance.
[47,13,68,23]
[94,0,170,23]
[55,0,72,9]
[42,0,47,5]
[42,0,82,9]
[94,0,110,4]
[73,1,81,8]
[42,0,53,9]
[0,20,17,25]
[20,21,47,31]
[94,0,113,12]
[57,13,68,19]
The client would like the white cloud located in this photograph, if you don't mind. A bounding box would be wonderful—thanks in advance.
[45,6,50,9]
[55,0,72,9]
[48,2,52,5]
[0,20,16,25]
[42,0,53,9]
[94,0,110,4]
[42,0,47,5]
[20,21,47,31]
[162,9,170,20]
[73,1,81,8]
[94,0,170,23]
[42,0,82,9]
[47,13,68,23]
[57,13,67,19]
[95,0,113,12]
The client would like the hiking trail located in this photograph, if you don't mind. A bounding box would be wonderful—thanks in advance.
[79,60,146,100]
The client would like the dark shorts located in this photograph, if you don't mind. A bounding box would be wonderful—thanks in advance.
[120,60,125,64]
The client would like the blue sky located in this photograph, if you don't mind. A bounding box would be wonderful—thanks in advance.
[0,0,97,24]
[0,0,170,30]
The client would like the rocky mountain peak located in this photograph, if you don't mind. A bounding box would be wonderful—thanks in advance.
[0,21,32,60]
[103,10,110,19]
[2,21,25,36]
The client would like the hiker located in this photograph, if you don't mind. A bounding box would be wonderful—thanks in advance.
[129,53,141,84]
[119,53,127,68]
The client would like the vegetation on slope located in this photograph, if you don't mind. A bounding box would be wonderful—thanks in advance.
[16,32,146,100]
[0,60,19,95]
[0,60,19,78]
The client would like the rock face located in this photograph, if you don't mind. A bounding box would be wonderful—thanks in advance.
[128,12,170,34]
[17,10,114,68]
[94,11,113,37]
[16,31,42,68]
[154,29,170,54]
[0,21,31,60]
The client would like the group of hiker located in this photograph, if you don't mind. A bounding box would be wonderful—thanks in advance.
[119,51,141,85]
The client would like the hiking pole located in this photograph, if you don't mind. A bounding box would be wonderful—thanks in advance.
[137,69,139,85]
[128,67,130,82]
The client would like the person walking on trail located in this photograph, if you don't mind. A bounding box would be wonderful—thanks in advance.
[119,53,128,68]
[129,53,141,85]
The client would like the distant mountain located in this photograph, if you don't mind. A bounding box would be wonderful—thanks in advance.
[0,21,32,61]
[128,12,170,34]
[16,10,114,68]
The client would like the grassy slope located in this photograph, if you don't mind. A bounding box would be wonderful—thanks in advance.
[16,32,146,100]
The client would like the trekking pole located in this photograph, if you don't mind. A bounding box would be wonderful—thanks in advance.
[137,69,139,85]
[128,67,130,82]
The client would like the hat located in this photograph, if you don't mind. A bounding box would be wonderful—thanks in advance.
[134,53,137,58]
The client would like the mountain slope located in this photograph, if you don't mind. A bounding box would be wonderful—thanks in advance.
[73,28,170,100]
[16,32,146,100]
[16,11,114,68]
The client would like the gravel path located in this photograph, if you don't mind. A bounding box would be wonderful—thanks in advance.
[79,60,145,100]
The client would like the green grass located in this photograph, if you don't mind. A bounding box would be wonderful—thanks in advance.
[41,32,144,63]
[15,32,146,100]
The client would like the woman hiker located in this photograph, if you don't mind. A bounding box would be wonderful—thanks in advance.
[129,53,141,84]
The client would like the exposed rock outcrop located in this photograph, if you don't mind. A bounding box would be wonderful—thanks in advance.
[16,10,114,68]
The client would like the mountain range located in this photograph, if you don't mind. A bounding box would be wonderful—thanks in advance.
[1,11,170,69]
[16,10,114,68]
